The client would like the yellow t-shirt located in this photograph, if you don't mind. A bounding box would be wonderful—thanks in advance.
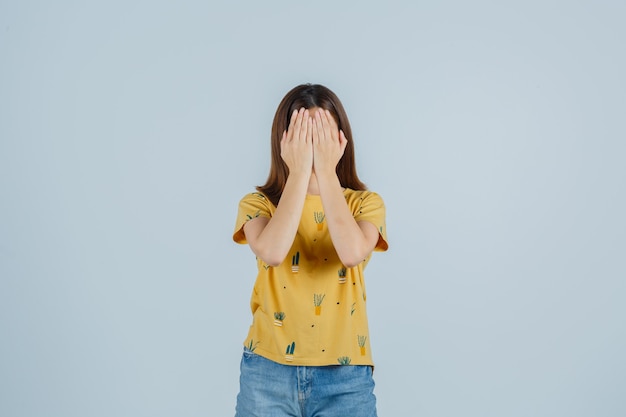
[233,188,388,366]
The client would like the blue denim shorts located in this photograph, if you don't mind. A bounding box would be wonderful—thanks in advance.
[235,348,377,417]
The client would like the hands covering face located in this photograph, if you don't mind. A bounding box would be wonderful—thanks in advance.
[280,108,348,176]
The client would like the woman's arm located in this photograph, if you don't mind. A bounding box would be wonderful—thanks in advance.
[244,108,313,266]
[244,172,309,266]
[313,109,380,267]
[316,173,380,267]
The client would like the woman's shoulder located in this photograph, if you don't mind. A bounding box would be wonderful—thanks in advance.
[236,190,275,210]
[241,190,270,201]
[343,188,385,203]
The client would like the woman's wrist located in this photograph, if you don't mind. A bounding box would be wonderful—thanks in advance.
[315,166,338,179]
[315,170,341,191]
[287,170,312,183]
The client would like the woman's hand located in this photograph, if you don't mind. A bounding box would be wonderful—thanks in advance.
[247,108,313,266]
[312,109,347,177]
[281,108,313,177]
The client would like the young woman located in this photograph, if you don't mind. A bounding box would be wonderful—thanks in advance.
[232,83,388,417]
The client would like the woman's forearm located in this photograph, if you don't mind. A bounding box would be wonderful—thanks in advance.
[316,172,376,267]
[245,172,309,266]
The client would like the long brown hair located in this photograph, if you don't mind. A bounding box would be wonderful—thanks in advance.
[257,83,367,206]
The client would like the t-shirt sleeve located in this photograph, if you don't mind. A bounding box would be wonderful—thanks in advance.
[354,192,389,252]
[233,192,273,244]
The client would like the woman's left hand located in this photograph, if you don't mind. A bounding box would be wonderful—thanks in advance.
[312,109,348,176]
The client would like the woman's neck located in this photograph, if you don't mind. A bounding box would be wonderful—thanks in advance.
[307,172,320,195]
[307,172,346,195]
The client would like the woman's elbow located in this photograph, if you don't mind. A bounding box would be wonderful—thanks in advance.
[338,244,375,268]
[339,251,369,268]
[256,249,287,268]
[265,258,284,268]
[341,259,362,268]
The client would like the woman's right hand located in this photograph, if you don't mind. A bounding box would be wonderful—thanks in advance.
[281,108,313,176]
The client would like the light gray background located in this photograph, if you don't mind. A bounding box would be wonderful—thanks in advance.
[1,1,624,416]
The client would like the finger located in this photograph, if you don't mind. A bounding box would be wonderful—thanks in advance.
[287,109,298,141]
[306,114,313,143]
[339,129,348,154]
[299,109,309,141]
[325,109,338,127]
[321,109,334,142]
[292,107,305,141]
[312,113,320,144]
[315,109,326,142]
[314,109,324,144]
[327,109,340,141]
[280,130,288,158]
